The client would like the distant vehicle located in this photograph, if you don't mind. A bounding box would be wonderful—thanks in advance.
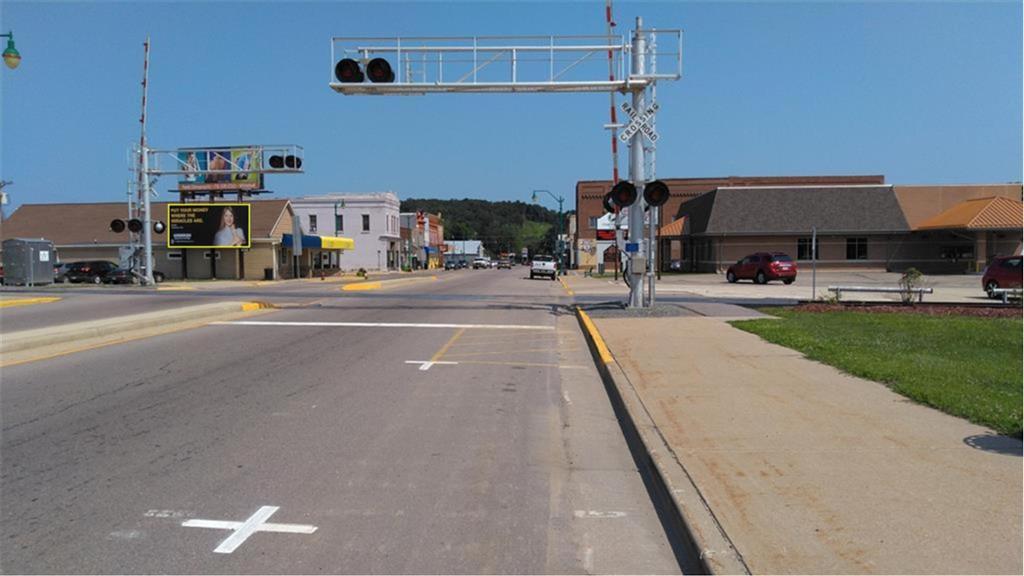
[982,255,1022,298]
[668,259,684,272]
[473,258,489,269]
[497,259,512,269]
[99,267,160,284]
[489,260,498,269]
[64,260,119,284]
[530,255,558,280]
[726,252,797,285]
[458,260,469,269]
[53,262,74,283]
[444,260,458,270]
[103,266,140,285]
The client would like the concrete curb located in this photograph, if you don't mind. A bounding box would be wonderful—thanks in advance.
[1,301,274,355]
[574,306,751,576]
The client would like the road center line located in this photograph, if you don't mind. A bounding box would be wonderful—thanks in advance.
[212,320,555,331]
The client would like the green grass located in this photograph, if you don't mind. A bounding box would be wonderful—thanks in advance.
[730,310,1023,437]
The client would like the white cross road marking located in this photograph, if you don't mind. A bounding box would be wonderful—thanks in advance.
[404,360,459,371]
[213,320,555,331]
[181,506,317,554]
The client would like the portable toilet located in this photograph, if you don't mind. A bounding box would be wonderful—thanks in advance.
[1,238,56,286]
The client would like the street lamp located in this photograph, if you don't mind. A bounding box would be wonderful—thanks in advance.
[1,31,21,70]
[532,189,566,275]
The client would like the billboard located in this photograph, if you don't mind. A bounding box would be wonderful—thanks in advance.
[177,147,262,191]
[167,203,251,249]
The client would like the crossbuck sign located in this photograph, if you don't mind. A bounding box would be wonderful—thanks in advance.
[619,101,659,143]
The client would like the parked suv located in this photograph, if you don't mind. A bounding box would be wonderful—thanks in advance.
[64,260,118,284]
[726,252,797,285]
[982,255,1023,298]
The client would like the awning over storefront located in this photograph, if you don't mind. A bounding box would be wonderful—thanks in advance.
[281,233,355,251]
[916,196,1023,231]
[658,216,687,237]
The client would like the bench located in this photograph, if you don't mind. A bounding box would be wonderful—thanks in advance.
[827,285,934,303]
[990,288,1023,304]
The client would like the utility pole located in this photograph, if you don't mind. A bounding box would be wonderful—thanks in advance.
[137,37,155,285]
[627,17,647,308]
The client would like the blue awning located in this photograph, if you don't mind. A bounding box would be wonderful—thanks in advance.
[281,234,355,250]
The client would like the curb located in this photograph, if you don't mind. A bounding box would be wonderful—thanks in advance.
[341,275,438,292]
[1,301,274,355]
[574,306,751,576]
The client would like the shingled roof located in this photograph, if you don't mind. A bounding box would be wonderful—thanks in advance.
[678,186,909,236]
[1,200,292,246]
[915,196,1023,231]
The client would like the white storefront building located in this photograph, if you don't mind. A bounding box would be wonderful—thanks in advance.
[291,192,401,271]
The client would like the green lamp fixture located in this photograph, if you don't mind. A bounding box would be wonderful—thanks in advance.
[2,31,21,70]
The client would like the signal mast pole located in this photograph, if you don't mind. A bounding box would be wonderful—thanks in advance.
[138,37,155,285]
[627,17,646,308]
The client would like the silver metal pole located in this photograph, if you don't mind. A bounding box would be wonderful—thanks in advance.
[140,37,155,286]
[627,18,646,308]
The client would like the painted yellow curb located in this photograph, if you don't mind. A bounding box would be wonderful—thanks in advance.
[157,285,197,291]
[241,301,275,311]
[0,296,62,308]
[576,307,614,364]
[342,281,383,291]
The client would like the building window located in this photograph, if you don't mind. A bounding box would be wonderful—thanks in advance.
[846,237,868,260]
[362,214,370,232]
[588,216,598,229]
[797,238,819,260]
[308,214,317,233]
[166,252,183,260]
[335,214,343,232]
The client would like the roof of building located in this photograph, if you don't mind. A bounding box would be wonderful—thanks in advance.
[915,196,1024,231]
[678,186,909,236]
[658,217,687,237]
[1,199,292,246]
[292,192,398,205]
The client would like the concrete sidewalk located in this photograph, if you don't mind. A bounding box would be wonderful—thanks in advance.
[581,312,1022,574]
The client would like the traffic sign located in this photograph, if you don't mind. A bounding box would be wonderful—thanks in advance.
[625,242,639,253]
[619,101,660,143]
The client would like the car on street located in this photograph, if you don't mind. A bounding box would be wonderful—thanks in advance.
[473,258,490,269]
[982,255,1023,298]
[668,259,684,272]
[530,255,558,280]
[497,259,512,269]
[64,260,119,284]
[53,262,74,283]
[103,266,140,285]
[444,260,458,270]
[726,252,797,284]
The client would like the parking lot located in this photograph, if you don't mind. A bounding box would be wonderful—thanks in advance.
[578,269,995,304]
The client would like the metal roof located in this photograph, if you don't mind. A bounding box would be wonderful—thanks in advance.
[915,196,1023,231]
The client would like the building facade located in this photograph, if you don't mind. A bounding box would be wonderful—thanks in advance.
[443,240,484,264]
[400,211,444,269]
[0,200,298,280]
[575,175,886,270]
[291,193,401,271]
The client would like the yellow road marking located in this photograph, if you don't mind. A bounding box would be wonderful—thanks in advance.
[576,307,613,364]
[342,281,383,291]
[558,277,575,296]
[341,275,438,292]
[0,297,62,308]
[430,328,466,362]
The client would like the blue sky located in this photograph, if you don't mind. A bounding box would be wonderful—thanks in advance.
[1,1,1021,212]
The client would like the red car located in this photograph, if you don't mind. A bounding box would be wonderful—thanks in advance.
[982,255,1022,298]
[726,252,797,285]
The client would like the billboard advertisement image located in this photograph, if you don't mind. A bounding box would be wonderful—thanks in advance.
[167,203,251,248]
[177,147,262,191]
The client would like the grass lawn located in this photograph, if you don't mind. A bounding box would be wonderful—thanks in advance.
[730,309,1023,437]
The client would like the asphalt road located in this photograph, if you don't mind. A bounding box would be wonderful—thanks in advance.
[1,269,685,574]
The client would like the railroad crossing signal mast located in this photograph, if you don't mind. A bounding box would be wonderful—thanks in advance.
[329,18,681,307]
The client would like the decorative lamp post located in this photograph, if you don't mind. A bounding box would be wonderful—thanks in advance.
[2,31,21,69]
[532,189,566,275]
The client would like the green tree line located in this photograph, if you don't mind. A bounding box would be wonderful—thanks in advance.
[401,198,573,257]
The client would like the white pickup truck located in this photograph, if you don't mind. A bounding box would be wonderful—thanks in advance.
[529,255,558,281]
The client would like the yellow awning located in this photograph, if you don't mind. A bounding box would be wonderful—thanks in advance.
[320,236,355,250]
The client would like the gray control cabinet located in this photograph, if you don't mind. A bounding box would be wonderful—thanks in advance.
[2,238,55,286]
